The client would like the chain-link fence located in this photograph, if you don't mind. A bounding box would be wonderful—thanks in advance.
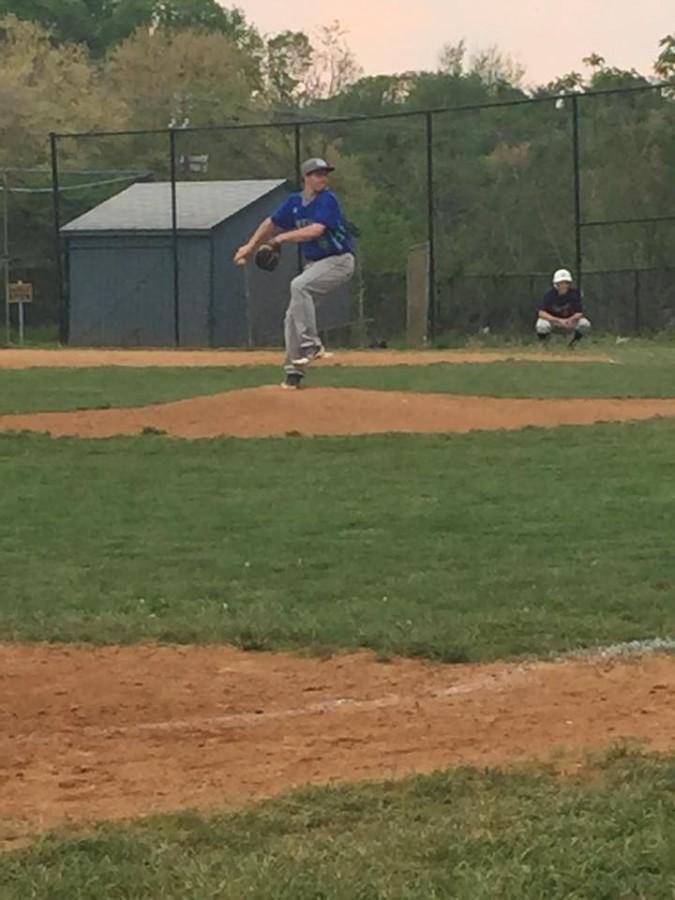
[3,81,673,346]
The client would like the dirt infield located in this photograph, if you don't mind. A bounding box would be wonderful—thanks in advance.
[0,347,612,369]
[1,643,673,844]
[2,386,675,439]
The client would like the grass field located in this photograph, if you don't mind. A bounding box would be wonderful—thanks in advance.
[2,750,674,899]
[1,420,674,658]
[2,345,675,895]
[2,352,675,414]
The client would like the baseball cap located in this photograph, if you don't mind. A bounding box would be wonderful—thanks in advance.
[301,157,335,177]
[553,268,573,284]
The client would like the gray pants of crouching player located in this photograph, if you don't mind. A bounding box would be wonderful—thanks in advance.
[536,316,592,337]
[284,253,355,375]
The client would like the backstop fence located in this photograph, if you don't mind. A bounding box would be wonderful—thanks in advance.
[2,81,673,346]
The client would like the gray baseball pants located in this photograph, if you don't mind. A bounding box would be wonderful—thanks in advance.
[284,253,355,375]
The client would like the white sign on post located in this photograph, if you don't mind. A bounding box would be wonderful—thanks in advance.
[8,281,33,303]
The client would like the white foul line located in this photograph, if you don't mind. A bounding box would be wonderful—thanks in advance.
[11,637,674,743]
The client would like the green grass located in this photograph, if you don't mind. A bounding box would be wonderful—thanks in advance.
[1,421,674,658]
[1,353,675,415]
[315,359,675,398]
[2,750,674,899]
[0,366,278,414]
[1,323,60,348]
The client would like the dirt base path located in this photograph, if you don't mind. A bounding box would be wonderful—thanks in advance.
[1,644,674,845]
[0,348,611,369]
[2,387,675,439]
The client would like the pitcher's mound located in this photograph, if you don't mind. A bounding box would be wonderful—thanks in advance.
[2,387,675,439]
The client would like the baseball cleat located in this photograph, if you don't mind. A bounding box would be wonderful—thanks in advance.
[291,344,334,366]
[280,373,303,389]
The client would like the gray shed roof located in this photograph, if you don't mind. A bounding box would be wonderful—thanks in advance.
[61,179,287,234]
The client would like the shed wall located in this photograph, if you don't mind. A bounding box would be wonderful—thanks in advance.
[210,185,291,347]
[67,236,174,346]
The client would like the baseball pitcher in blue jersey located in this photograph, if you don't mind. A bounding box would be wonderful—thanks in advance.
[234,158,355,388]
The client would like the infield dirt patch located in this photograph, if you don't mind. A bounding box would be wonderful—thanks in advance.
[0,348,611,369]
[1,387,675,439]
[1,644,674,844]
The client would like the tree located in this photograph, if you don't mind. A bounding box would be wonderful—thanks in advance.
[104,27,258,130]
[438,40,466,77]
[469,46,525,91]
[582,53,606,70]
[304,21,362,100]
[0,15,123,165]
[544,71,585,93]
[0,0,262,56]
[655,34,675,80]
[264,30,313,106]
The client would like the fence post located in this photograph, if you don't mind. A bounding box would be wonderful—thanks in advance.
[293,123,302,182]
[2,171,9,345]
[49,133,67,344]
[571,95,583,291]
[425,111,436,341]
[294,123,303,275]
[527,274,535,333]
[633,268,641,334]
[169,128,180,347]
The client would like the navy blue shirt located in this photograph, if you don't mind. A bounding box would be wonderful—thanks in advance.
[271,190,353,261]
[539,287,583,319]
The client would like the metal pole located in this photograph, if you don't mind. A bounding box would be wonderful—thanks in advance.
[18,300,24,346]
[425,111,436,341]
[244,264,253,348]
[571,95,583,291]
[356,255,366,346]
[294,123,303,275]
[634,268,641,334]
[2,171,9,344]
[50,133,66,344]
[293,123,302,182]
[169,128,180,347]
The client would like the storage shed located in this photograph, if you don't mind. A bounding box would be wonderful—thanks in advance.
[61,179,324,347]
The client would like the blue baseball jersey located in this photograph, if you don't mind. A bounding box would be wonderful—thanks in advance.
[271,190,353,261]
[539,287,583,318]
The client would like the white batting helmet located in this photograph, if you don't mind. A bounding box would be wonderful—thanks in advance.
[553,268,573,284]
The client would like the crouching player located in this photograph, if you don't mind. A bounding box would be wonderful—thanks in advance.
[536,269,591,346]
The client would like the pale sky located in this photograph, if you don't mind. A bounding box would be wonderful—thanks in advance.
[238,0,672,85]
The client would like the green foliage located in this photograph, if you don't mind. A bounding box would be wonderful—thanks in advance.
[103,27,258,130]
[264,30,313,106]
[656,34,675,81]
[0,16,124,165]
[0,0,260,55]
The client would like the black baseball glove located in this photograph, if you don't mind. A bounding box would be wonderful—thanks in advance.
[255,242,281,272]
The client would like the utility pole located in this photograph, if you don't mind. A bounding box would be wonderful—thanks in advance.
[2,171,9,345]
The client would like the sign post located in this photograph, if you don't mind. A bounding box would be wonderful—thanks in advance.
[8,281,33,345]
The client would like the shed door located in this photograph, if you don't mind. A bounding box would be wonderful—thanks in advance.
[68,244,174,346]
